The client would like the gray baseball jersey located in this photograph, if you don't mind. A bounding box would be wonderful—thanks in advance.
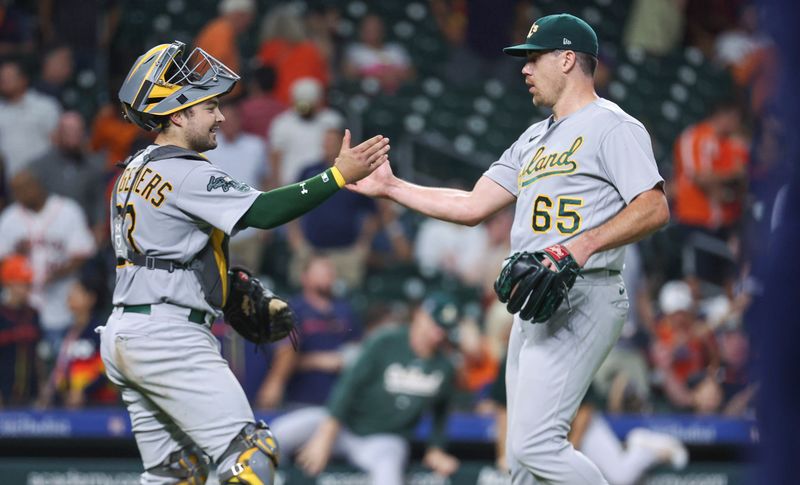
[484,98,663,270]
[487,98,665,485]
[111,145,260,315]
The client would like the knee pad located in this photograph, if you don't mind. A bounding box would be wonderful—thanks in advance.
[147,445,210,485]
[218,421,279,485]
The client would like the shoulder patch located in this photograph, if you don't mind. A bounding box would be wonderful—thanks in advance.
[207,175,252,193]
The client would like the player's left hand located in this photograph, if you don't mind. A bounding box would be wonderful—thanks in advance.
[422,447,460,476]
[333,130,390,183]
[539,241,590,270]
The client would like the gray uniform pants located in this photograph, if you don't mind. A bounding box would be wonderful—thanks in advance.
[270,406,410,485]
[506,273,628,484]
[99,304,254,484]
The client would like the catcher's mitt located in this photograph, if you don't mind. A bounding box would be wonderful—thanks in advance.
[494,244,581,323]
[224,266,297,347]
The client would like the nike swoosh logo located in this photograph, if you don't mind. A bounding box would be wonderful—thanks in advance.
[529,135,541,142]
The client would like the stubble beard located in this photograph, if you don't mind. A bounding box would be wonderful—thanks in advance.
[187,127,217,152]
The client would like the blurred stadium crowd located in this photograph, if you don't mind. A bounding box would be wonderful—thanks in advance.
[0,0,781,457]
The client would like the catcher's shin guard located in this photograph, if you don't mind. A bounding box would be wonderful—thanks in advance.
[219,421,279,485]
[146,445,210,484]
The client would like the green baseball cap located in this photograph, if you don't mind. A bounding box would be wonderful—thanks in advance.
[503,13,598,58]
[421,292,462,344]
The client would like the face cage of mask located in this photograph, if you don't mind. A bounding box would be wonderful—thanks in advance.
[157,44,240,90]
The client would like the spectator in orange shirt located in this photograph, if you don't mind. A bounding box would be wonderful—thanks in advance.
[90,80,153,169]
[672,100,747,232]
[90,103,143,168]
[194,0,256,96]
[650,281,717,411]
[671,101,747,289]
[257,5,329,105]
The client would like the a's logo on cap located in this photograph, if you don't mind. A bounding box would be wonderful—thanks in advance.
[528,23,539,37]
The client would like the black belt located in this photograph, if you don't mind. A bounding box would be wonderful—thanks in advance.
[124,254,190,272]
[121,304,210,324]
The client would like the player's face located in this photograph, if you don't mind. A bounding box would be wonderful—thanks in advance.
[522,50,566,108]
[183,98,225,152]
[416,310,447,347]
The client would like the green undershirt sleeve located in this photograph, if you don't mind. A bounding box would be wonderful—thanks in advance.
[237,168,345,230]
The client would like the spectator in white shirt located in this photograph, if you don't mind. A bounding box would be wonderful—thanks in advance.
[0,170,96,360]
[268,77,343,187]
[0,59,61,179]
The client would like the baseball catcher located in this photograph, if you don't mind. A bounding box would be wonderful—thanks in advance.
[225,267,297,348]
[494,244,581,322]
[101,35,389,485]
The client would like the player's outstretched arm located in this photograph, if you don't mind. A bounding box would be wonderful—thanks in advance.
[237,131,390,230]
[348,163,515,226]
[564,186,669,267]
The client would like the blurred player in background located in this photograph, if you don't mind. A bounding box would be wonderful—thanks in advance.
[269,292,462,485]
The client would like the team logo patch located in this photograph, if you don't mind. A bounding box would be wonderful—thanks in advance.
[518,137,583,188]
[207,176,251,192]
[528,23,539,37]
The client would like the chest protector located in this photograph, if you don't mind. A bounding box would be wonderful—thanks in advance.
[111,145,230,309]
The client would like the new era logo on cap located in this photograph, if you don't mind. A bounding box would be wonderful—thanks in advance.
[563,38,572,45]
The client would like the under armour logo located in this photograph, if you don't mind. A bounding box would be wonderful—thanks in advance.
[563,38,572,45]
[300,182,308,195]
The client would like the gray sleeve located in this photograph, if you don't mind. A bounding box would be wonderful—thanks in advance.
[175,164,262,236]
[483,142,521,197]
[599,122,664,204]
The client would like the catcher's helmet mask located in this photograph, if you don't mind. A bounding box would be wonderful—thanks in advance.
[119,41,240,131]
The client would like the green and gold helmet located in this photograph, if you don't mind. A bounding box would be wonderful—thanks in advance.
[118,41,239,131]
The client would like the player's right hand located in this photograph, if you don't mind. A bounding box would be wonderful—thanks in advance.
[345,159,395,198]
[333,129,390,184]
